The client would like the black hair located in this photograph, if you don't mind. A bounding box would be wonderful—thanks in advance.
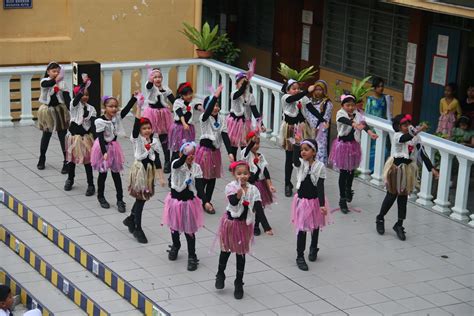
[457,116,471,128]
[341,94,356,105]
[372,77,385,88]
[0,284,11,301]
[301,138,318,152]
[392,114,411,132]
[44,62,60,78]
[176,82,193,98]
[445,82,457,94]
[281,81,298,93]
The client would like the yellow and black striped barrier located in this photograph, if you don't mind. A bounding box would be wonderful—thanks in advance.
[0,188,169,316]
[0,268,53,316]
[0,225,109,316]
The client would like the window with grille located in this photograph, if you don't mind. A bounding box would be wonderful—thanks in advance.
[322,0,410,90]
[237,0,275,51]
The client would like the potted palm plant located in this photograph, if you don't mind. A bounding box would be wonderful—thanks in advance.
[277,62,318,82]
[181,22,221,58]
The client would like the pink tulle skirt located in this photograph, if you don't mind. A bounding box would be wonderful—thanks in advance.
[168,122,195,152]
[162,193,204,234]
[436,112,456,137]
[90,139,125,173]
[226,116,251,147]
[142,106,173,135]
[194,145,223,179]
[291,195,328,233]
[329,138,362,171]
[254,179,274,207]
[218,214,254,255]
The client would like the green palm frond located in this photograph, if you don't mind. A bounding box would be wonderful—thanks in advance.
[277,63,318,82]
[180,22,221,51]
[351,76,372,102]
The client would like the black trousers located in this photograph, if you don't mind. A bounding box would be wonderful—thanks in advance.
[131,199,146,229]
[97,171,123,201]
[338,169,355,199]
[40,130,67,161]
[217,251,245,281]
[171,231,196,257]
[378,192,407,222]
[255,206,271,232]
[296,229,319,257]
[229,146,245,161]
[285,150,293,187]
[68,163,94,185]
[198,178,216,205]
[158,134,170,164]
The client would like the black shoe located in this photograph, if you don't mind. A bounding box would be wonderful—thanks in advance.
[64,179,73,191]
[163,161,171,174]
[346,189,354,203]
[215,271,226,289]
[37,156,46,170]
[234,279,244,300]
[123,216,135,234]
[98,197,110,209]
[308,247,319,262]
[133,228,148,243]
[285,184,293,197]
[167,245,180,261]
[254,227,261,236]
[296,256,308,271]
[117,201,126,213]
[61,161,69,174]
[339,198,349,214]
[85,185,95,196]
[393,223,406,241]
[376,216,385,235]
[187,255,199,271]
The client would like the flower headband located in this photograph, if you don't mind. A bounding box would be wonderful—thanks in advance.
[301,140,316,150]
[102,96,118,105]
[139,117,151,125]
[235,72,247,81]
[179,141,196,154]
[400,114,412,124]
[178,82,192,94]
[286,79,298,91]
[340,94,355,103]
[229,160,249,172]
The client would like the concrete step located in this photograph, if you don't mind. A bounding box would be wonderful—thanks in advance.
[0,206,143,315]
[0,242,85,315]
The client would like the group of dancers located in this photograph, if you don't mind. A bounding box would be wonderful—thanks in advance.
[34,61,438,300]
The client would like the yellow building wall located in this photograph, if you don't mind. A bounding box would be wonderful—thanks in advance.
[319,68,403,121]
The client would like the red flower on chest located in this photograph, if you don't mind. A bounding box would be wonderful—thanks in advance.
[186,105,192,112]
[54,86,60,93]
[242,200,250,207]
[297,102,302,110]
[253,157,259,165]
[408,145,414,153]
[144,143,151,151]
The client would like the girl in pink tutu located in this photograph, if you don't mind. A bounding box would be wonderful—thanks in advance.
[227,73,263,159]
[436,83,462,137]
[215,161,263,300]
[91,92,139,212]
[291,135,328,271]
[162,141,205,271]
[329,94,378,214]
[64,78,96,196]
[168,82,196,162]
[142,68,175,174]
[194,85,234,214]
[241,131,275,236]
[123,107,166,244]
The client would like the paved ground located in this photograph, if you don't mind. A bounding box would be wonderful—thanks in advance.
[0,120,473,315]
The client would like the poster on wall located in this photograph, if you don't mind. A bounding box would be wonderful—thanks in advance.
[404,62,416,83]
[406,43,417,64]
[436,35,449,57]
[403,83,413,102]
[3,0,32,9]
[431,55,448,86]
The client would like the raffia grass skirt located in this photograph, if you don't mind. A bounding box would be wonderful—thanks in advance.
[383,157,418,195]
[279,121,313,151]
[128,161,155,200]
[37,104,70,132]
[66,133,94,164]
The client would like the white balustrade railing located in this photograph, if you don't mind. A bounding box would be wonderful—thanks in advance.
[1,59,473,225]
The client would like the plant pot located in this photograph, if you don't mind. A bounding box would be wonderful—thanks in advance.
[196,49,213,59]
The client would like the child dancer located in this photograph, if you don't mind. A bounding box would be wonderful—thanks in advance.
[37,62,71,173]
[168,82,196,162]
[436,83,462,137]
[194,85,234,214]
[306,80,333,165]
[227,73,263,159]
[329,94,378,214]
[91,92,138,212]
[280,81,327,197]
[123,107,166,243]
[64,79,96,195]
[162,141,204,271]
[376,114,439,240]
[215,161,263,299]
[292,135,328,270]
[142,68,175,173]
[242,131,275,236]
